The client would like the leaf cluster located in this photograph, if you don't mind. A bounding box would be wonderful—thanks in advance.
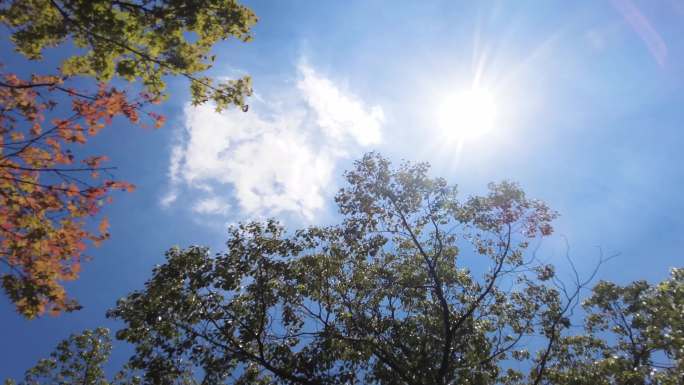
[1,0,257,111]
[0,69,152,318]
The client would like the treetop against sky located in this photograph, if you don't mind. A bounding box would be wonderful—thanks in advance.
[2,0,684,383]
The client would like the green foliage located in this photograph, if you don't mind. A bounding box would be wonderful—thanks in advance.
[7,154,682,384]
[6,328,111,385]
[542,268,684,384]
[3,328,200,385]
[107,153,571,384]
[0,0,257,111]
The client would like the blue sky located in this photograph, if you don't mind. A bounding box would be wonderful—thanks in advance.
[3,0,684,378]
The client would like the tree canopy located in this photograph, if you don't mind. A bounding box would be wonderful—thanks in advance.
[1,0,256,110]
[5,153,683,383]
[104,153,681,384]
[0,0,257,318]
[542,269,684,384]
[5,328,113,385]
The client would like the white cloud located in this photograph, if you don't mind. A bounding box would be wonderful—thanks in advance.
[160,190,178,207]
[192,197,231,216]
[163,62,384,221]
[298,65,383,146]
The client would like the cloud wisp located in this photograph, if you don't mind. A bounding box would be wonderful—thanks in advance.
[161,62,384,221]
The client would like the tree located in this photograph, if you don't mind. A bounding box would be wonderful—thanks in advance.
[3,328,199,385]
[4,328,112,385]
[541,268,684,385]
[8,277,682,385]
[0,0,257,317]
[7,154,683,383]
[106,153,591,384]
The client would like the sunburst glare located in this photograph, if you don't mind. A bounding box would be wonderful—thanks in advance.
[435,86,498,142]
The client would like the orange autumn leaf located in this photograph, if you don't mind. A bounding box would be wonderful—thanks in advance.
[30,123,42,135]
[0,68,165,318]
[83,155,109,168]
[9,131,24,141]
[98,217,109,236]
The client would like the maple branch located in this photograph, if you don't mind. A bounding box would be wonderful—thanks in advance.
[0,175,116,199]
[0,113,80,159]
[0,164,116,173]
[0,81,60,89]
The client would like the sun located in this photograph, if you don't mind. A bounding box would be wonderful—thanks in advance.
[436,87,498,141]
